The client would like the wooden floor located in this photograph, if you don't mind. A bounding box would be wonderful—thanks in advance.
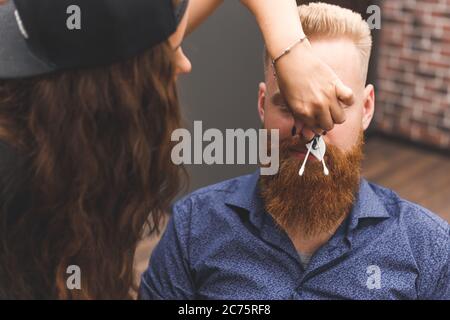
[362,136,450,222]
[135,136,450,278]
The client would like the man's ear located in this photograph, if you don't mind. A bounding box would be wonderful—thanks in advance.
[362,84,375,131]
[258,82,267,123]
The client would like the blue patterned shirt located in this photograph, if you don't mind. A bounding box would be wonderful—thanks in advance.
[140,171,450,300]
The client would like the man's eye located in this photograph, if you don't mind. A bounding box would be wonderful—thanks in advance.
[278,103,290,112]
[274,100,286,107]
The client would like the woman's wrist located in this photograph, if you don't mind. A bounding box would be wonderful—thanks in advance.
[240,0,305,59]
[272,35,308,68]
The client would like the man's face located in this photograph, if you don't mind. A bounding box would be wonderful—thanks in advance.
[258,37,375,153]
[258,38,375,237]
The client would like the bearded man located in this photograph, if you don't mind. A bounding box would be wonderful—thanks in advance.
[140,3,449,300]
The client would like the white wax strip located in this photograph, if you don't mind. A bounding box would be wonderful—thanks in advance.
[310,135,325,161]
[299,136,329,176]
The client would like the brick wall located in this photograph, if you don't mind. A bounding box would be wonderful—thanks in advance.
[375,0,450,150]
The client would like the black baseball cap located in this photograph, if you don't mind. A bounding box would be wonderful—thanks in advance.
[0,0,189,79]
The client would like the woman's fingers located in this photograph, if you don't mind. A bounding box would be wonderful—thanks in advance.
[300,126,316,142]
[315,101,335,132]
[329,89,347,125]
[294,122,326,143]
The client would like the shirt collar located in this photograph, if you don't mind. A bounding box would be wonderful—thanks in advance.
[225,170,391,232]
[347,178,391,231]
[224,170,266,230]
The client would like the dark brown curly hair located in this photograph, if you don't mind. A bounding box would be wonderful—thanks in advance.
[0,40,186,299]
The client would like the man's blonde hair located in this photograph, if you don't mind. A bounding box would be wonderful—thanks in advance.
[266,2,373,82]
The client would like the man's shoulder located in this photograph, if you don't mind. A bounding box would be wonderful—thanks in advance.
[367,181,449,297]
[366,180,449,266]
[367,180,449,235]
[171,173,256,222]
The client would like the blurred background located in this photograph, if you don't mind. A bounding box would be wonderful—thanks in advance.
[136,0,450,275]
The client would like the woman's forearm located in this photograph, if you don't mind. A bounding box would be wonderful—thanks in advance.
[186,0,224,35]
[240,0,305,59]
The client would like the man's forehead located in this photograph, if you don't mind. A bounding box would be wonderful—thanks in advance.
[311,38,362,72]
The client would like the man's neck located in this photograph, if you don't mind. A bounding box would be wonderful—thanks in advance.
[285,214,347,256]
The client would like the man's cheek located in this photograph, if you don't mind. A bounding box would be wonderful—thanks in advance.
[325,133,362,157]
[266,115,293,138]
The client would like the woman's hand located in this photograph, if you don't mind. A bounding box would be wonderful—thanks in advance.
[274,38,355,134]
[182,0,355,135]
[241,0,354,135]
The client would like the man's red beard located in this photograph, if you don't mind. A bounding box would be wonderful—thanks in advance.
[259,132,364,238]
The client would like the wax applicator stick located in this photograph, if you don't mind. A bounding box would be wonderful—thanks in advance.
[318,142,329,176]
[299,142,313,176]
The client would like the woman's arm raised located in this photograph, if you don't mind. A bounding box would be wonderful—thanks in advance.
[187,0,355,134]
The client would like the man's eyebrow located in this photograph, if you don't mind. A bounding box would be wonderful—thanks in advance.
[270,92,286,105]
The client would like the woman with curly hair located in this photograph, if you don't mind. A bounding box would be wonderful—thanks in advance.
[0,0,354,299]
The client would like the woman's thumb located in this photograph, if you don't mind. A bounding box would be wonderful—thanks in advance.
[335,79,355,106]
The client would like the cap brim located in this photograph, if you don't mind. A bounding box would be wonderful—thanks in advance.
[0,1,55,79]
